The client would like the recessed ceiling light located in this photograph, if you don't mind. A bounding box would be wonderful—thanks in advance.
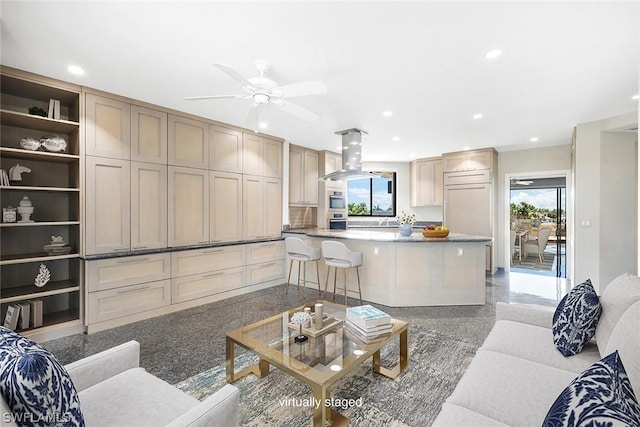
[485,49,503,59]
[67,65,85,75]
[530,137,539,142]
[336,146,342,150]
[392,136,400,142]
[473,114,483,120]
[382,110,393,117]
[258,121,268,129]
[633,94,639,100]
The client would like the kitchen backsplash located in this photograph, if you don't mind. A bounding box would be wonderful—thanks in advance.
[289,206,317,229]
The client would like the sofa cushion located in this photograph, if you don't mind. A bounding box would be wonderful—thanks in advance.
[78,367,199,426]
[481,320,600,374]
[595,273,640,354]
[0,327,84,426]
[542,351,640,427]
[444,349,577,426]
[552,279,601,356]
[433,402,511,427]
[604,300,640,399]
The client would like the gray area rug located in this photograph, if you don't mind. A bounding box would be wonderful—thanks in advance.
[175,322,479,426]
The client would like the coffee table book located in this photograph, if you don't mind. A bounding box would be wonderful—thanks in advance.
[346,304,391,329]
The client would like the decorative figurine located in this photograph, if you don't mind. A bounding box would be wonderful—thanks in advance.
[8,164,31,182]
[34,263,51,288]
[291,311,312,343]
[17,196,34,223]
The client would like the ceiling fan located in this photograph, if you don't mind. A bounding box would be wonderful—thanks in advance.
[185,61,326,123]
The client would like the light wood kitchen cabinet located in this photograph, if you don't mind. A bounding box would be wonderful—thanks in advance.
[442,148,495,172]
[168,166,209,246]
[242,133,282,177]
[210,125,242,173]
[85,93,131,159]
[168,114,209,169]
[171,267,245,304]
[171,245,246,277]
[86,253,171,292]
[85,156,131,254]
[410,157,443,206]
[320,150,342,174]
[131,162,167,250]
[243,175,282,239]
[87,279,171,324]
[246,241,285,286]
[210,171,243,242]
[131,105,167,164]
[289,145,319,206]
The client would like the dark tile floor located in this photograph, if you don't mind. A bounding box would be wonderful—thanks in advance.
[42,271,567,385]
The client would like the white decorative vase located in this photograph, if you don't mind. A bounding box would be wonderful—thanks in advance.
[398,224,413,236]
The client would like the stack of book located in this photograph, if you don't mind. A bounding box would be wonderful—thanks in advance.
[345,304,392,340]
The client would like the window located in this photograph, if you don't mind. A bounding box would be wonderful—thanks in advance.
[347,172,396,216]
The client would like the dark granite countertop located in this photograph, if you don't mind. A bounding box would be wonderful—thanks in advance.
[82,236,284,261]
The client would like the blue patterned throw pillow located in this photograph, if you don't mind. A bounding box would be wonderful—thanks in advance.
[0,326,84,426]
[543,351,640,427]
[552,279,602,357]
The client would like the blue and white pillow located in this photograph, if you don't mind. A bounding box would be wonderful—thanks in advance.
[0,326,84,426]
[552,279,602,357]
[543,351,640,427]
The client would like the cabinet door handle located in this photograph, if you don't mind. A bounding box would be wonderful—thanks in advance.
[117,257,150,264]
[203,249,224,254]
[132,245,148,250]
[203,271,225,278]
[114,247,129,252]
[260,243,276,248]
[117,285,150,294]
[259,263,277,268]
[198,240,209,244]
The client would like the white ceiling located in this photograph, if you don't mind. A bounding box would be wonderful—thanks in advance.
[1,1,638,161]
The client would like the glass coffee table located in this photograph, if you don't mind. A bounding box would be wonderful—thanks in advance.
[226,300,409,426]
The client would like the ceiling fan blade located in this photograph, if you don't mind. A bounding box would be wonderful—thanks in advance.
[278,100,320,122]
[276,81,327,98]
[184,94,250,101]
[212,63,254,90]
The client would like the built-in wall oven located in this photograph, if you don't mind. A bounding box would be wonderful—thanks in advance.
[327,212,348,230]
[328,191,347,211]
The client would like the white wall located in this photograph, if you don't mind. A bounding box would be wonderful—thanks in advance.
[575,111,638,292]
[363,161,443,223]
[496,145,573,271]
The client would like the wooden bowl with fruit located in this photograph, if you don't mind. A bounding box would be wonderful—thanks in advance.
[422,224,450,238]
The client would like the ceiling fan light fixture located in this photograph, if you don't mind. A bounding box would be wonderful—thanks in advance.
[253,93,270,105]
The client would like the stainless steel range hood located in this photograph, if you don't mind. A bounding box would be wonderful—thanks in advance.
[319,128,381,181]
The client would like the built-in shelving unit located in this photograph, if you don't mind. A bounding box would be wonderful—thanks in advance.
[0,66,84,341]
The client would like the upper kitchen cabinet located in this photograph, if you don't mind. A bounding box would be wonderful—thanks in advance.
[85,156,131,255]
[243,175,282,239]
[242,133,282,178]
[320,150,342,174]
[442,148,496,172]
[210,171,243,242]
[410,157,443,206]
[131,105,167,164]
[85,93,131,159]
[168,114,209,169]
[210,125,243,173]
[168,166,209,247]
[131,161,167,251]
[289,145,319,206]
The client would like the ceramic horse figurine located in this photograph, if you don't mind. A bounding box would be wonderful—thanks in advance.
[8,164,31,181]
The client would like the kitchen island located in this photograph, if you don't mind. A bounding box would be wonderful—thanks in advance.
[284,229,492,306]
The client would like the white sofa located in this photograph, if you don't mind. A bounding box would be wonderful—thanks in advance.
[433,273,640,426]
[1,340,239,427]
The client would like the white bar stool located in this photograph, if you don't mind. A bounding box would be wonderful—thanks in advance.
[285,237,322,296]
[321,240,364,305]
